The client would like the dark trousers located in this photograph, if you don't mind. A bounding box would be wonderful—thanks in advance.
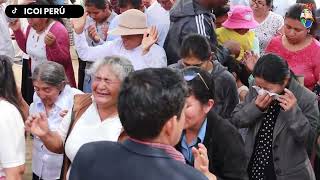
[315,154,320,180]
[32,173,60,180]
[21,58,34,105]
[77,57,86,91]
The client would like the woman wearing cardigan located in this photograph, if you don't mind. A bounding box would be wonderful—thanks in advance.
[9,0,76,104]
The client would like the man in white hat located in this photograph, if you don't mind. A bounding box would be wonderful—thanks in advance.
[73,9,167,70]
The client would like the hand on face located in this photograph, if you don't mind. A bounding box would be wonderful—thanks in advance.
[255,92,273,111]
[88,24,101,43]
[44,32,56,47]
[277,88,297,112]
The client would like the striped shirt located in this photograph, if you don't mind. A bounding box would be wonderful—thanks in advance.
[130,138,186,163]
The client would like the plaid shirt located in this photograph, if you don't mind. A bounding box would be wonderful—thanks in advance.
[130,138,186,163]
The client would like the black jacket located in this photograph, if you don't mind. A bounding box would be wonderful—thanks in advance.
[176,110,248,180]
[70,139,208,180]
[164,0,217,65]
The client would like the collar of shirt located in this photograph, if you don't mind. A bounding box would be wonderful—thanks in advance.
[130,138,186,163]
[181,119,207,163]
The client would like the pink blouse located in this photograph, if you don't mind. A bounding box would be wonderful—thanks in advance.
[265,36,320,90]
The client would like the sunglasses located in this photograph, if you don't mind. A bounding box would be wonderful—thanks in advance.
[183,69,210,91]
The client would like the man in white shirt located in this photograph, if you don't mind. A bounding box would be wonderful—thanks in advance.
[73,9,167,70]
[0,0,15,59]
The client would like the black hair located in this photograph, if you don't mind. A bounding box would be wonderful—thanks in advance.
[285,3,318,35]
[0,55,24,119]
[265,0,273,7]
[180,34,213,62]
[183,67,215,104]
[30,0,65,25]
[117,0,142,9]
[252,53,291,85]
[85,0,111,9]
[118,68,188,140]
[212,5,230,17]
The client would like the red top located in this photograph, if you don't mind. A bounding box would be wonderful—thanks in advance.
[14,21,76,88]
[265,35,320,90]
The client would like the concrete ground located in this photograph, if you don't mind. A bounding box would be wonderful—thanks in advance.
[12,47,79,180]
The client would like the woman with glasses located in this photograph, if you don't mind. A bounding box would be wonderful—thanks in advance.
[169,34,239,119]
[0,55,26,180]
[175,67,248,180]
[231,54,318,180]
[251,0,284,54]
[25,56,134,180]
[265,3,320,91]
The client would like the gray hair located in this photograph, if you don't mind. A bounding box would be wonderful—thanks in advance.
[31,61,67,87]
[88,56,134,81]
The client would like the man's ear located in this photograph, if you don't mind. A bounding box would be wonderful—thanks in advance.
[203,99,214,114]
[162,115,177,138]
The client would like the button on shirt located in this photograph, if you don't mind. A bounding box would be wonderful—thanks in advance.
[29,85,83,179]
[181,119,207,164]
[74,32,167,70]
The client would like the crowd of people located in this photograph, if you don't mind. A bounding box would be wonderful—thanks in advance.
[0,0,320,179]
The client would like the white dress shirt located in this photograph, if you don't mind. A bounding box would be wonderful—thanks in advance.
[146,1,170,47]
[74,32,167,70]
[29,85,82,180]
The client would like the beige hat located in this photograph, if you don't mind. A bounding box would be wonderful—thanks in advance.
[108,9,148,36]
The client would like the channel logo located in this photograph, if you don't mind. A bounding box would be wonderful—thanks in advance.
[5,5,84,18]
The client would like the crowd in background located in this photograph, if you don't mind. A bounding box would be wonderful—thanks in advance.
[1,0,320,179]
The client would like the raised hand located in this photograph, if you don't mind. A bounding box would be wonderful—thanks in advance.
[243,51,259,73]
[88,24,100,43]
[9,19,21,32]
[192,144,217,180]
[142,26,158,55]
[25,112,50,138]
[101,24,109,41]
[44,32,56,47]
[71,12,87,34]
[277,88,297,112]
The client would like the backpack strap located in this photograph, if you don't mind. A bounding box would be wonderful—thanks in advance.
[60,93,92,180]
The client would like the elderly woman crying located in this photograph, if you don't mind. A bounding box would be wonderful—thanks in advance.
[26,56,134,180]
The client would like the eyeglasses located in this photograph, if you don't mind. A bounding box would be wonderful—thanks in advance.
[183,69,210,91]
[92,75,120,85]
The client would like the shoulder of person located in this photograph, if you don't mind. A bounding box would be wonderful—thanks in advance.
[0,100,23,121]
[49,21,68,34]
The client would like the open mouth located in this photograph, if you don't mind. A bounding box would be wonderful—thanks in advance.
[96,92,111,96]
